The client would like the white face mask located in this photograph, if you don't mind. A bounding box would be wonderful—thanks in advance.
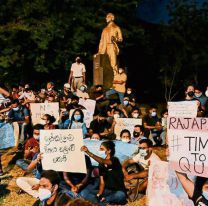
[38,188,52,201]
[127,90,131,94]
[132,113,139,118]
[47,88,52,91]
[139,149,148,157]
[113,114,120,119]
[122,139,130,143]
[151,112,157,117]
[195,92,202,98]
[33,134,40,140]
[205,90,208,97]
[118,69,123,74]
[40,119,47,125]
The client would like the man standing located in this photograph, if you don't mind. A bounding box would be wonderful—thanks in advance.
[68,57,86,92]
[98,13,123,74]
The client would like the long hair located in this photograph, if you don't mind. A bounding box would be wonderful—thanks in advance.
[101,141,115,157]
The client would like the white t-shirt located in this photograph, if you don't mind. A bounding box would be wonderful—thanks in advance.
[132,152,160,170]
[71,63,86,77]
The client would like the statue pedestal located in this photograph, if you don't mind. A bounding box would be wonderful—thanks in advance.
[93,54,114,89]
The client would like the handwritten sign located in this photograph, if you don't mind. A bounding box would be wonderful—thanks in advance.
[84,140,138,166]
[40,129,86,173]
[168,101,197,117]
[0,123,15,149]
[69,109,93,128]
[30,103,59,125]
[147,160,194,206]
[114,118,142,140]
[167,117,208,177]
[79,99,96,115]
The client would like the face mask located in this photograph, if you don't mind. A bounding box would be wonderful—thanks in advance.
[139,149,148,157]
[202,190,208,200]
[114,114,120,119]
[34,134,40,140]
[74,114,81,121]
[195,92,202,98]
[187,91,194,97]
[205,90,208,97]
[118,69,123,74]
[127,90,131,94]
[132,113,139,118]
[163,114,168,118]
[80,86,85,92]
[40,119,47,125]
[133,132,140,137]
[151,112,157,117]
[13,107,19,111]
[123,100,129,106]
[48,88,52,91]
[122,139,130,143]
[97,150,106,158]
[38,188,52,201]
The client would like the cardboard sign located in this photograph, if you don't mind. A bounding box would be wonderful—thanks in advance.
[114,118,142,140]
[79,98,96,115]
[168,101,197,117]
[40,129,87,173]
[167,117,208,177]
[30,103,59,125]
[147,160,194,206]
[69,109,93,128]
[0,123,15,149]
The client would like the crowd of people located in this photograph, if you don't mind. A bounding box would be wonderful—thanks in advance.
[0,57,208,206]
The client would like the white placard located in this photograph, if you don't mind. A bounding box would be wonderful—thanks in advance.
[30,103,60,125]
[168,101,197,117]
[40,129,87,173]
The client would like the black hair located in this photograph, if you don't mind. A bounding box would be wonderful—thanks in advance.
[11,99,20,104]
[161,109,168,116]
[41,170,61,186]
[54,193,72,206]
[71,109,84,123]
[33,124,44,130]
[71,95,79,101]
[139,138,153,147]
[101,141,115,157]
[194,176,208,193]
[44,114,56,124]
[120,129,131,138]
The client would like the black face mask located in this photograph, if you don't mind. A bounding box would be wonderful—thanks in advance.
[187,91,194,97]
[133,132,140,137]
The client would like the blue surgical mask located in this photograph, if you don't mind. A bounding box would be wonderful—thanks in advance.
[13,107,19,111]
[123,100,129,106]
[139,149,148,157]
[80,86,85,92]
[151,112,157,117]
[74,114,81,121]
[97,150,106,158]
[202,190,208,200]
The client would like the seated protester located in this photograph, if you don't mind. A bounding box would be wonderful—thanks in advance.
[18,87,36,104]
[89,112,114,140]
[8,99,31,146]
[120,129,131,143]
[16,124,44,173]
[176,172,208,206]
[131,125,147,145]
[76,84,89,99]
[194,85,208,111]
[66,95,86,112]
[37,88,47,103]
[118,96,133,118]
[40,114,56,130]
[124,87,135,101]
[143,105,163,146]
[46,81,58,99]
[59,155,92,196]
[81,141,127,205]
[11,85,20,99]
[59,108,87,137]
[106,100,119,118]
[122,139,160,193]
[161,109,168,146]
[184,85,195,101]
[196,100,205,117]
[91,133,101,141]
[129,107,142,119]
[59,83,73,108]
[16,152,43,198]
[45,95,56,103]
[32,170,61,206]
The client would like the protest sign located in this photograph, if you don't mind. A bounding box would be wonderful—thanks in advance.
[167,117,208,177]
[30,103,59,125]
[79,98,96,115]
[69,109,93,128]
[114,118,142,139]
[147,160,194,206]
[40,129,86,173]
[0,123,15,149]
[168,101,197,117]
[84,140,138,166]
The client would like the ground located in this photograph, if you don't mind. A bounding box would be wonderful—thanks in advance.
[0,147,166,206]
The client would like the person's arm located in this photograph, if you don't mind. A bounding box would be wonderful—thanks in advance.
[76,167,92,191]
[63,172,76,190]
[122,159,136,177]
[81,146,112,166]
[143,122,157,130]
[68,70,73,84]
[27,153,42,172]
[0,87,10,97]
[175,171,194,198]
[82,72,86,84]
[97,176,105,197]
[0,107,11,114]
[125,170,148,181]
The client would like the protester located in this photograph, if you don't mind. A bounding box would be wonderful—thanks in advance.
[81,141,127,206]
[41,114,56,129]
[59,83,73,108]
[131,125,147,145]
[120,129,131,143]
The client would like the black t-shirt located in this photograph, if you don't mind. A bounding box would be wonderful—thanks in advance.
[192,187,208,206]
[99,156,126,192]
[59,91,73,100]
[143,115,161,126]
[90,119,111,134]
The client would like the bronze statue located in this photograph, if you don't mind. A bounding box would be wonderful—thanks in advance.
[97,13,123,74]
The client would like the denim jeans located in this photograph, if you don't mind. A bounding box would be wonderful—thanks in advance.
[106,89,124,105]
[16,159,37,175]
